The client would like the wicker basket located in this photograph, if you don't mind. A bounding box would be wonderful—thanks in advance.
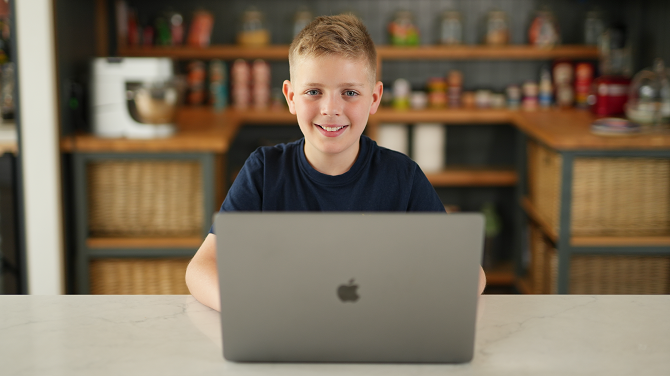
[87,160,203,237]
[527,140,670,236]
[528,229,670,294]
[528,223,549,294]
[90,258,191,294]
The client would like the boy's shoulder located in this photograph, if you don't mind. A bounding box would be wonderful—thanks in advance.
[249,138,303,161]
[364,136,418,169]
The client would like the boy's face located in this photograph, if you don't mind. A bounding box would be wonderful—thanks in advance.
[283,55,383,167]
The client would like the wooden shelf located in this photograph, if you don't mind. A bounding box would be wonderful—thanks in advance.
[118,44,599,61]
[522,197,670,247]
[426,167,516,187]
[377,45,599,60]
[484,262,515,286]
[515,277,534,294]
[371,108,513,124]
[118,45,291,60]
[87,237,203,249]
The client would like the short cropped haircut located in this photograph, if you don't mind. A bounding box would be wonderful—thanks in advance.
[289,14,377,85]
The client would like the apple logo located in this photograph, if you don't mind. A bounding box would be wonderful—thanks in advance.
[337,279,360,302]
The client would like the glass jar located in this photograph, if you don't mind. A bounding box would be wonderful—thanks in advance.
[584,10,605,46]
[625,58,670,125]
[439,11,462,45]
[485,10,509,45]
[388,10,420,46]
[293,9,313,39]
[237,7,270,46]
[528,10,560,47]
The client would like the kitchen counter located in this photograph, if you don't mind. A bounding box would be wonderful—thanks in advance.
[1,295,668,376]
[60,108,670,153]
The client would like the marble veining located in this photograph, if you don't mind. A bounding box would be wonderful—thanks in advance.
[1,295,669,376]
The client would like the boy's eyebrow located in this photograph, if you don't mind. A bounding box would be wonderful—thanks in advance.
[303,82,366,88]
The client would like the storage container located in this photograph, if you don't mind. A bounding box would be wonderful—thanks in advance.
[90,258,191,294]
[527,140,670,236]
[528,227,670,294]
[87,160,203,237]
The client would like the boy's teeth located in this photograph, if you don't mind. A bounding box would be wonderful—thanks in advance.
[321,125,344,132]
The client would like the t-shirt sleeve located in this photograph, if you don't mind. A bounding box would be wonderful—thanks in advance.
[210,149,264,233]
[407,164,446,212]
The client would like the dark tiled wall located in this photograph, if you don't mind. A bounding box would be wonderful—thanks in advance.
[640,0,670,69]
[127,0,630,90]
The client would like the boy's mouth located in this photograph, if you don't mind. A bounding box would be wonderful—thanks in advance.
[315,124,348,132]
[314,123,349,137]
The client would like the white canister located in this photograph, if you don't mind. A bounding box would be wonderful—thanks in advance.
[377,123,409,155]
[412,123,446,173]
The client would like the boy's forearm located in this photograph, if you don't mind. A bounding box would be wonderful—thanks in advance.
[185,255,221,312]
[478,266,486,295]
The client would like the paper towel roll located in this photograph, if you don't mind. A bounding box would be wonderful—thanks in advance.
[412,123,445,173]
[377,123,409,155]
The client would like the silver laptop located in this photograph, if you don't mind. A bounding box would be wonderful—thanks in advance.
[214,212,484,363]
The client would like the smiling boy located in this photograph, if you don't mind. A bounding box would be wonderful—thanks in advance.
[186,14,486,311]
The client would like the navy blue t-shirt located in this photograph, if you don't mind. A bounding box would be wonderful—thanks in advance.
[212,135,444,231]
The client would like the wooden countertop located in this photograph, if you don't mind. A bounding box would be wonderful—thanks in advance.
[513,109,670,150]
[60,107,670,153]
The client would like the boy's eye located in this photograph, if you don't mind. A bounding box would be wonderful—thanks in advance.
[305,89,320,96]
[343,90,359,97]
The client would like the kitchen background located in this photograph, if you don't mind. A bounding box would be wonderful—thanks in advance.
[2,0,669,295]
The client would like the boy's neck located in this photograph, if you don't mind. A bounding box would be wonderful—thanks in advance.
[304,139,361,176]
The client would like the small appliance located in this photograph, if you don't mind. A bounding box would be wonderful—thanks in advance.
[91,57,179,139]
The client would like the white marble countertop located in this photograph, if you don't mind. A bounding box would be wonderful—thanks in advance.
[1,295,669,376]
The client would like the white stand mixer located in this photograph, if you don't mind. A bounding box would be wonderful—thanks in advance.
[91,57,177,139]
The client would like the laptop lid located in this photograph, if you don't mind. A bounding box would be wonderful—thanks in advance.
[215,212,484,363]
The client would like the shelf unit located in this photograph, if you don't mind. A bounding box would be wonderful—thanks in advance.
[118,44,599,61]
[109,44,602,291]
[515,127,670,294]
[521,197,670,248]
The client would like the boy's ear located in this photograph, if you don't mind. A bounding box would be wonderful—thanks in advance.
[282,80,296,115]
[369,81,383,115]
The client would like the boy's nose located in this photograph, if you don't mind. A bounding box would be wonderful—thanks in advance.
[321,95,342,116]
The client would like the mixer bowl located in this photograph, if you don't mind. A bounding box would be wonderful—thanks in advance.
[126,80,182,124]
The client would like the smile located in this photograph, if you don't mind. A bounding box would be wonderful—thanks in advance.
[316,124,348,132]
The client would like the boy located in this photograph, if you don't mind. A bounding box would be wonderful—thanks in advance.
[186,14,486,311]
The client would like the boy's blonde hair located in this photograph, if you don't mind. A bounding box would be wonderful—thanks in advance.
[289,14,377,85]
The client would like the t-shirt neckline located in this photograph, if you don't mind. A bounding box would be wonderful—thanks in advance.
[298,136,371,186]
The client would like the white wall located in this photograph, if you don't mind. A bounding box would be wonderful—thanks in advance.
[16,0,64,294]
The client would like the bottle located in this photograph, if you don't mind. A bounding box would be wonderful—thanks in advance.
[427,77,447,108]
[538,66,553,108]
[439,11,462,45]
[506,85,521,110]
[574,63,594,108]
[522,81,539,111]
[553,61,575,108]
[293,9,313,39]
[237,7,270,46]
[392,78,411,110]
[485,10,509,45]
[447,70,463,108]
[584,10,605,46]
[505,85,521,110]
[209,60,228,112]
[388,10,420,46]
[528,9,560,47]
